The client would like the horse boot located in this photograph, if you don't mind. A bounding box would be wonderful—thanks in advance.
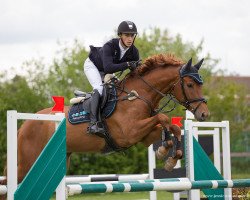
[87,89,105,135]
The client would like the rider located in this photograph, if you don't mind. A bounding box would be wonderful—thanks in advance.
[84,20,140,134]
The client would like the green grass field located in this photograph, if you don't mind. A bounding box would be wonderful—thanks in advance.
[51,191,172,200]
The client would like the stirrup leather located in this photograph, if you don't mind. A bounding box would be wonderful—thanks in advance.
[87,122,105,134]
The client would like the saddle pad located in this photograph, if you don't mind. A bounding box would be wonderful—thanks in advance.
[68,86,117,124]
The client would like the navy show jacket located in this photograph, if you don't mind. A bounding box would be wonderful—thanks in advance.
[88,38,139,74]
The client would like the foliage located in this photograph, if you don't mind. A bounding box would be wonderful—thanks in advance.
[45,40,91,104]
[0,28,249,175]
[0,75,49,170]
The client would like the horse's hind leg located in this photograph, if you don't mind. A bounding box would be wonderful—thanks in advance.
[164,124,183,171]
[66,153,72,169]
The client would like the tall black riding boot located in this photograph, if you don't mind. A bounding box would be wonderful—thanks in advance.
[87,89,105,134]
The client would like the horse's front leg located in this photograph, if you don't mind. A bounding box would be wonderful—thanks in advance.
[138,115,183,172]
[128,113,170,144]
[127,113,173,159]
[164,124,183,171]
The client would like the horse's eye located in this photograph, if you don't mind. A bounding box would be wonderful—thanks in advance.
[187,83,193,88]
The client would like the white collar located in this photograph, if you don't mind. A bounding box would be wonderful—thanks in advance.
[119,40,129,51]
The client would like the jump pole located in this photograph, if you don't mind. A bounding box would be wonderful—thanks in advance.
[66,179,250,195]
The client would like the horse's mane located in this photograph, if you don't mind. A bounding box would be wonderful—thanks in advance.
[137,53,184,76]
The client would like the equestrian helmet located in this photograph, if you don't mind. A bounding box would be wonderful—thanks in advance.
[117,21,137,35]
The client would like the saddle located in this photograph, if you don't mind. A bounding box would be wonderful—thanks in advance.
[68,82,117,125]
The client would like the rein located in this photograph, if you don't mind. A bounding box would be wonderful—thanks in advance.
[135,73,179,115]
[109,76,155,115]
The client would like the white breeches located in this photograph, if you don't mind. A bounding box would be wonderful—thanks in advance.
[83,58,103,95]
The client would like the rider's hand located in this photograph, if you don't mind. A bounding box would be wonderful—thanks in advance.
[127,60,141,70]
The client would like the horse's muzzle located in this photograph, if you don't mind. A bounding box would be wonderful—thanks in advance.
[195,110,210,121]
[200,111,210,121]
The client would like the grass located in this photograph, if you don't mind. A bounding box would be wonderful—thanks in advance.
[232,173,250,179]
[51,191,173,200]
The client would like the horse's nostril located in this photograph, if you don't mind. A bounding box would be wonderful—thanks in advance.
[201,112,208,120]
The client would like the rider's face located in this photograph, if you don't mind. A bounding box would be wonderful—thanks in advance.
[120,33,136,48]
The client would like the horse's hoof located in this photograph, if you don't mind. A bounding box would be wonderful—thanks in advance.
[156,146,169,160]
[164,157,178,171]
[176,150,183,159]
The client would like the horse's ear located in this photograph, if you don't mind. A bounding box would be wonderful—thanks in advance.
[194,58,204,70]
[186,58,192,70]
[181,58,192,72]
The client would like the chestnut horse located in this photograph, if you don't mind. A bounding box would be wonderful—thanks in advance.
[0,54,209,187]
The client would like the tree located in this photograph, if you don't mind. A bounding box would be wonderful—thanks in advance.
[0,75,49,171]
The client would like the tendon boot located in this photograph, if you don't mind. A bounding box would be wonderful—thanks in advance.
[87,89,105,135]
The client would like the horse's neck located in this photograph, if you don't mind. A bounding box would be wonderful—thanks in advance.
[124,66,180,110]
[141,66,179,101]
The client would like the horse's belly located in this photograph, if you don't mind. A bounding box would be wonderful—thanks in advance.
[66,123,106,153]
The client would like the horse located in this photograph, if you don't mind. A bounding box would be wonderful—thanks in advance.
[0,54,209,188]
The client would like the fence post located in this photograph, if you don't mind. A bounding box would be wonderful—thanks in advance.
[222,121,231,200]
[56,113,66,200]
[148,144,157,200]
[185,120,200,200]
[7,110,18,200]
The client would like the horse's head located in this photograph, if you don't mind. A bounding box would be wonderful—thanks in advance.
[171,58,209,121]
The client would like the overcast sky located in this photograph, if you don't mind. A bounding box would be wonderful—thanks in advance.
[1,0,250,76]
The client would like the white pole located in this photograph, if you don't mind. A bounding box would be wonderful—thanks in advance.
[222,121,232,200]
[185,110,195,120]
[148,144,157,200]
[56,113,66,200]
[185,120,200,200]
[56,178,66,200]
[7,110,18,200]
[213,128,221,173]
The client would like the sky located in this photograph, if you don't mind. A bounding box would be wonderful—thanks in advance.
[0,0,250,76]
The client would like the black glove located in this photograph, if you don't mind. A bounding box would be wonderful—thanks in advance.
[127,60,142,70]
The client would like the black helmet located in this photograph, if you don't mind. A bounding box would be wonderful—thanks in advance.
[117,21,137,35]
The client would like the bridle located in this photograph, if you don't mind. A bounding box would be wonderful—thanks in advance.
[124,65,207,116]
[177,75,207,114]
